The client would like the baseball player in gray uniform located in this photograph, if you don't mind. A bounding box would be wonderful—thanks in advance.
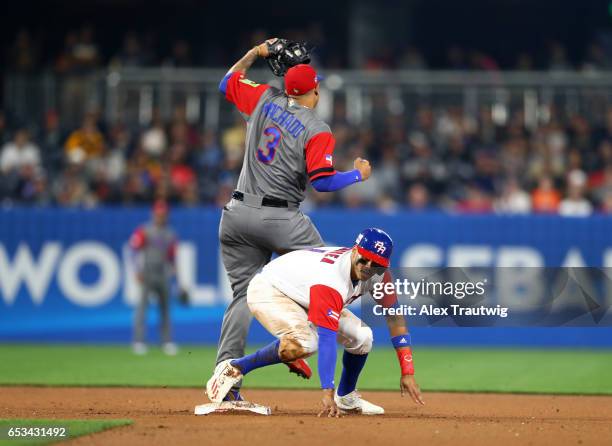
[130,200,179,356]
[215,38,372,401]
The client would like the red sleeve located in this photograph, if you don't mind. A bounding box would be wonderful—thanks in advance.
[224,71,270,116]
[308,284,344,331]
[305,132,337,181]
[129,227,146,250]
[381,270,398,308]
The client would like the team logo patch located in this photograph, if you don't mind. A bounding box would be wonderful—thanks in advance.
[327,309,340,321]
[239,78,260,88]
[374,241,387,254]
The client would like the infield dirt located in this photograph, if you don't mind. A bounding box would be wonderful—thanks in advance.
[1,387,611,445]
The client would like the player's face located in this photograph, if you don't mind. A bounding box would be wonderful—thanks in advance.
[154,211,167,226]
[351,249,385,281]
[313,85,320,108]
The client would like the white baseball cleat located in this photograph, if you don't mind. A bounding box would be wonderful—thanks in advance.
[205,359,243,403]
[334,390,385,415]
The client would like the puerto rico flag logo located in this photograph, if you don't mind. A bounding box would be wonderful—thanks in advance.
[327,309,340,321]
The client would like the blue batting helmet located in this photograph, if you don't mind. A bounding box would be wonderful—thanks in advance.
[354,228,393,267]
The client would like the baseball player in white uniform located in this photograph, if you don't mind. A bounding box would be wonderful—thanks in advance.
[206,228,424,416]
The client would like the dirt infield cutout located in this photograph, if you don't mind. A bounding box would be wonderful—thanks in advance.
[1,387,611,445]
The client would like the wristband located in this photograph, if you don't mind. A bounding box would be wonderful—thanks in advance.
[391,334,414,375]
[395,347,415,376]
[391,334,411,348]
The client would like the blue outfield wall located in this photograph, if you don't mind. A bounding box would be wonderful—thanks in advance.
[0,207,611,347]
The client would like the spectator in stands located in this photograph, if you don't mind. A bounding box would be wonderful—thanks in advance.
[111,32,147,68]
[559,183,592,217]
[494,178,531,214]
[0,128,43,203]
[0,128,41,174]
[398,46,427,70]
[0,111,7,145]
[64,112,106,162]
[531,176,561,213]
[71,24,101,73]
[38,110,65,173]
[406,183,432,211]
[6,29,39,73]
[559,170,592,217]
[601,191,612,214]
[455,184,493,213]
[547,41,572,71]
[164,40,193,67]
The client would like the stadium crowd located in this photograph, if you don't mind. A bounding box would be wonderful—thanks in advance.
[2,26,612,215]
[4,25,612,74]
[1,101,612,215]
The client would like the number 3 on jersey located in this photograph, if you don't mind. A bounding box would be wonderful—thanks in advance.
[257,126,281,164]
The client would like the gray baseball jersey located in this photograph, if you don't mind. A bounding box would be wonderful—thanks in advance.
[130,223,177,281]
[223,72,337,202]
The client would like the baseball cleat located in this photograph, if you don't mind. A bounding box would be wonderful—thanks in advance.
[132,342,147,355]
[286,358,312,379]
[334,391,385,415]
[206,359,243,403]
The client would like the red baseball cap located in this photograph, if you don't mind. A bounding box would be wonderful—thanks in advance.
[153,200,169,215]
[285,64,322,96]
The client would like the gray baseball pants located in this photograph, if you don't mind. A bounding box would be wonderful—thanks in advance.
[133,277,171,344]
[215,193,324,370]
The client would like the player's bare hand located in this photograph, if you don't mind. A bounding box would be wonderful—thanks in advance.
[257,38,279,58]
[318,389,341,418]
[400,375,425,405]
[353,157,371,181]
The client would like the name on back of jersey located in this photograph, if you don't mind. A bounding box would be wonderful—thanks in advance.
[262,101,306,138]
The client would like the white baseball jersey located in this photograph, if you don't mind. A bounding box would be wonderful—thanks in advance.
[259,246,384,330]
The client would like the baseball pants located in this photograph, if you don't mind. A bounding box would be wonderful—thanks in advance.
[216,194,324,366]
[133,278,171,344]
[247,274,373,356]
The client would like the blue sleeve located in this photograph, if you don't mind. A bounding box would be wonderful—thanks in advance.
[219,72,233,95]
[311,169,362,192]
[317,326,337,389]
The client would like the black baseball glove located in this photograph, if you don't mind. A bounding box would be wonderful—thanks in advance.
[265,39,311,77]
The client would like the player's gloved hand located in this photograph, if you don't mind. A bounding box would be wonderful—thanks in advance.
[318,389,341,418]
[255,38,280,58]
[264,38,286,57]
[400,375,425,405]
[353,157,371,181]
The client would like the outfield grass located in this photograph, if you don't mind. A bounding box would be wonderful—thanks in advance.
[0,419,131,446]
[0,344,610,395]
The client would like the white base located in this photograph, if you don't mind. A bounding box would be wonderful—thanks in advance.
[194,401,272,416]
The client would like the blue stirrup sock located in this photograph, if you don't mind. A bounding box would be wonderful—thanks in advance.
[337,350,368,397]
[230,339,281,375]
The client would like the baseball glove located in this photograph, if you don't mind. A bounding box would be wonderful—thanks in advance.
[178,287,190,306]
[265,39,311,76]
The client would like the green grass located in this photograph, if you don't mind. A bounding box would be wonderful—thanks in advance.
[0,419,131,445]
[0,344,611,395]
